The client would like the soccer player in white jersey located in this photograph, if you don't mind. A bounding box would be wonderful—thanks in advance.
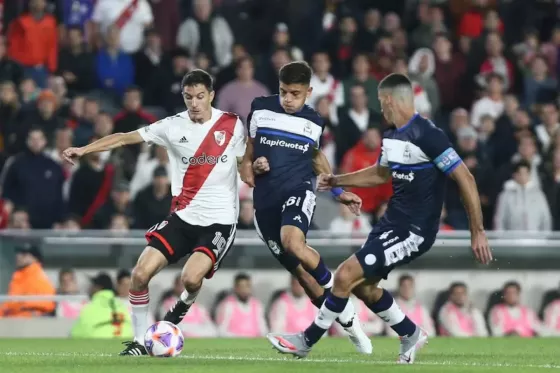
[267,73,493,363]
[62,70,246,356]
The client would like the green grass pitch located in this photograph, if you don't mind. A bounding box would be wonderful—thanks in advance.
[0,338,559,373]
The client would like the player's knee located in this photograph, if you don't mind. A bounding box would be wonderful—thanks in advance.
[181,272,203,293]
[333,262,358,291]
[280,228,305,254]
[131,266,152,290]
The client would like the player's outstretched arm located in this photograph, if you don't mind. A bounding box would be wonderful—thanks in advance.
[449,162,492,265]
[62,131,144,165]
[323,164,391,189]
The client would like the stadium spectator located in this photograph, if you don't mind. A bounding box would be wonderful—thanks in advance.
[260,48,292,94]
[2,128,65,228]
[477,32,514,92]
[494,160,551,231]
[59,0,94,40]
[489,281,549,337]
[7,0,58,87]
[329,203,372,236]
[134,28,170,95]
[109,213,130,232]
[68,140,116,227]
[92,181,133,229]
[0,35,24,85]
[309,51,344,113]
[95,26,135,99]
[217,56,269,124]
[58,215,81,231]
[215,273,267,337]
[147,0,180,52]
[457,0,501,39]
[330,296,383,337]
[0,80,27,156]
[176,0,234,69]
[268,276,316,334]
[92,0,153,54]
[116,269,131,300]
[214,44,247,93]
[534,103,559,153]
[323,15,359,79]
[133,166,171,229]
[433,33,468,114]
[410,3,446,50]
[71,272,133,338]
[46,127,76,178]
[356,9,381,53]
[113,87,156,134]
[342,54,380,114]
[523,55,557,110]
[333,85,380,165]
[158,275,216,337]
[543,289,560,336]
[471,73,505,128]
[57,26,96,95]
[541,147,560,230]
[408,48,440,117]
[56,268,85,319]
[0,244,55,317]
[269,23,304,63]
[8,208,31,230]
[22,89,64,145]
[130,145,170,199]
[339,127,391,214]
[237,199,254,230]
[386,275,435,337]
[438,282,488,337]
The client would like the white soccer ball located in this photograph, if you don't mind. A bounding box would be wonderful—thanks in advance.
[144,321,184,357]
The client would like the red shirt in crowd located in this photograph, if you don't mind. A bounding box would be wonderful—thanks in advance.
[457,11,504,39]
[340,141,393,214]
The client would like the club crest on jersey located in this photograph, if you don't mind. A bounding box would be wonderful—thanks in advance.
[303,122,312,135]
[403,143,411,160]
[214,131,226,146]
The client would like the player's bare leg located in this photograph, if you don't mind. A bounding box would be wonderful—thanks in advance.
[120,246,168,356]
[279,231,372,354]
[164,252,213,324]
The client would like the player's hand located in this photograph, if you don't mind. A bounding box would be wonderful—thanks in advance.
[240,160,255,188]
[317,173,337,192]
[336,191,362,216]
[62,147,85,165]
[471,230,492,265]
[252,157,270,175]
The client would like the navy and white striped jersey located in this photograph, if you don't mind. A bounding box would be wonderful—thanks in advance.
[380,113,462,233]
[248,96,324,210]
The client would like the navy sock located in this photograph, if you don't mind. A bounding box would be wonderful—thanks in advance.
[304,293,348,346]
[305,257,332,287]
[366,289,416,337]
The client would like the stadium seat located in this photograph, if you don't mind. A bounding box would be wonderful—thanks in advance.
[265,289,287,328]
[484,289,503,334]
[431,289,449,335]
[209,289,232,322]
[538,289,560,320]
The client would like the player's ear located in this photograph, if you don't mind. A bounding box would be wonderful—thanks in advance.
[209,90,215,103]
[306,85,313,99]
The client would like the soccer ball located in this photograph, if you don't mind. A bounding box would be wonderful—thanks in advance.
[144,321,184,357]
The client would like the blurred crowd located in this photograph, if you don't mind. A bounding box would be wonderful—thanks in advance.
[0,0,559,232]
[1,244,560,338]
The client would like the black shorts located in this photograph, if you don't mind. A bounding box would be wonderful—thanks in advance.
[145,214,236,279]
[254,186,316,272]
[355,224,436,280]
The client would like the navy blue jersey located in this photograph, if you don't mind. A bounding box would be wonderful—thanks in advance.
[379,114,462,233]
[248,96,324,209]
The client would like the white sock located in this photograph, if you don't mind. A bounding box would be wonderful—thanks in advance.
[376,299,406,326]
[314,302,342,330]
[337,297,357,325]
[180,289,200,306]
[129,290,150,346]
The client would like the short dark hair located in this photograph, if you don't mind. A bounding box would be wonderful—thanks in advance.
[234,272,251,284]
[503,281,521,292]
[124,85,142,95]
[279,61,312,86]
[181,69,214,92]
[449,282,467,293]
[513,160,531,174]
[379,73,412,91]
[398,274,414,286]
[117,269,131,283]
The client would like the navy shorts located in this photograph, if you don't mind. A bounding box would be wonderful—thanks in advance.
[355,224,436,279]
[254,187,316,272]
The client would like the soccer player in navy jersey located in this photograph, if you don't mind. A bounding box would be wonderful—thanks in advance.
[267,73,493,363]
[240,61,372,354]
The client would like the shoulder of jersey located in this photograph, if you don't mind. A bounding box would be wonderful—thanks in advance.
[251,95,279,110]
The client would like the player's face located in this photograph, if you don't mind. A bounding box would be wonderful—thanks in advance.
[183,84,214,122]
[450,286,467,307]
[279,83,311,113]
[399,279,414,300]
[234,279,252,302]
[290,277,305,298]
[503,286,519,306]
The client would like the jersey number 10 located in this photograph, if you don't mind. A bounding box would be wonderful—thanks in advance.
[282,196,301,212]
